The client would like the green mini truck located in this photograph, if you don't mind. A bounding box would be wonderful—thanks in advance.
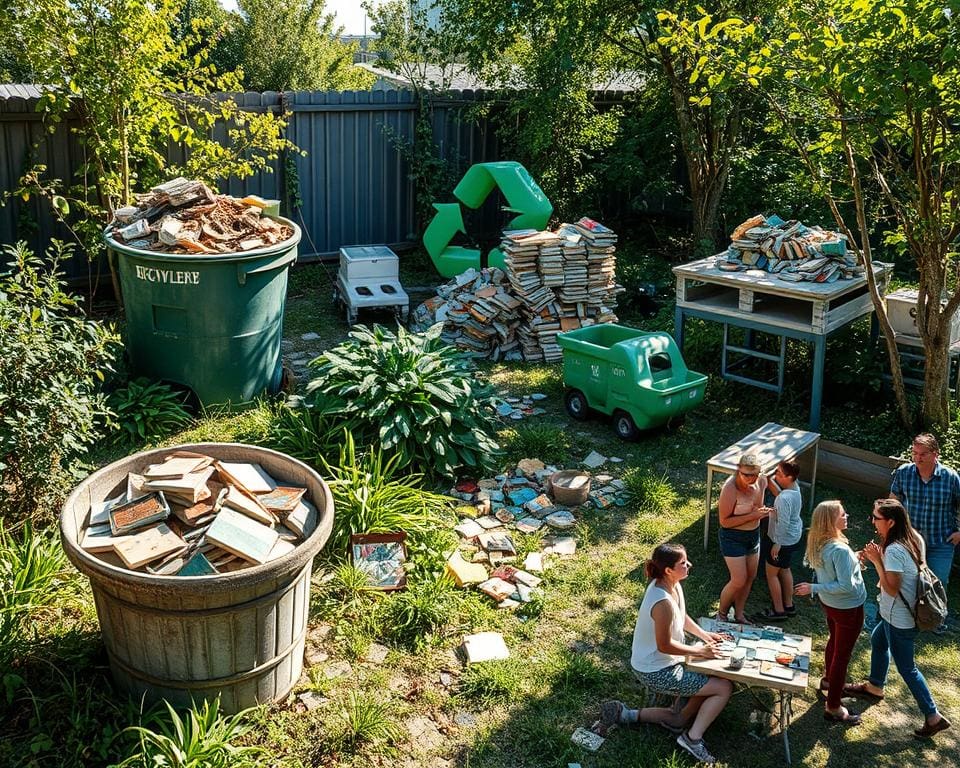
[556,324,707,440]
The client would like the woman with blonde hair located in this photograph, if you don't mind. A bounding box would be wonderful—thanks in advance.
[845,499,951,738]
[795,500,866,724]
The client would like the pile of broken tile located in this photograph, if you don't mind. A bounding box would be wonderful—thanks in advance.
[493,391,548,421]
[717,213,864,283]
[107,177,294,254]
[79,451,316,576]
[444,457,628,609]
[411,217,624,363]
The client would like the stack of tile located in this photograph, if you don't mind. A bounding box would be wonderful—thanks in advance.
[78,452,315,576]
[412,218,624,362]
[718,214,865,283]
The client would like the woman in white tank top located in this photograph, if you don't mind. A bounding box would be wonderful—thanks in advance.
[598,543,734,765]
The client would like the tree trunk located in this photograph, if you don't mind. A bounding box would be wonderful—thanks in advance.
[921,329,950,430]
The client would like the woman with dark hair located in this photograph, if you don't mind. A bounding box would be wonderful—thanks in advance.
[598,542,733,765]
[794,500,866,725]
[845,499,951,738]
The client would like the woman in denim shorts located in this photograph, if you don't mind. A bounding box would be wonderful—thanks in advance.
[717,451,771,623]
[599,543,733,764]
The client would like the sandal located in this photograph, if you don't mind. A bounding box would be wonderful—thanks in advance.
[842,683,884,700]
[658,718,685,736]
[760,608,788,622]
[824,708,862,725]
[783,605,797,616]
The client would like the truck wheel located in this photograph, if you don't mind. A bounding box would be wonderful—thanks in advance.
[564,389,589,420]
[613,410,641,441]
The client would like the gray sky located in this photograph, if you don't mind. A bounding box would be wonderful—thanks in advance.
[217,0,377,35]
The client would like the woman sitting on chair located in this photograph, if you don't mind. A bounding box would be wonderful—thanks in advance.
[599,542,733,765]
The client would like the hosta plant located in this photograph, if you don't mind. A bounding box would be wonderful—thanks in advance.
[108,377,193,444]
[306,323,501,477]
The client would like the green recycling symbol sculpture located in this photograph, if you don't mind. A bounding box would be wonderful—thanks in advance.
[423,161,553,278]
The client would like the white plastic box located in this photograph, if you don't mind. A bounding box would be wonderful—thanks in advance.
[886,288,960,346]
[335,245,409,325]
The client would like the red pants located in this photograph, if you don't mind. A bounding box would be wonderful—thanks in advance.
[822,603,864,710]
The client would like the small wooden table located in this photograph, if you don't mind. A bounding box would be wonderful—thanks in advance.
[687,617,812,765]
[704,422,819,550]
[673,256,889,429]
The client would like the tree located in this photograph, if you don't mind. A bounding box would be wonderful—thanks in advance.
[448,0,768,249]
[224,0,375,92]
[5,0,294,298]
[700,0,960,430]
[433,0,626,219]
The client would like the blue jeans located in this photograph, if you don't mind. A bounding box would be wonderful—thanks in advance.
[924,539,955,590]
[868,619,939,718]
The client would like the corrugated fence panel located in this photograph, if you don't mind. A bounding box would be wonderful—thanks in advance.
[0,87,540,276]
[286,89,417,258]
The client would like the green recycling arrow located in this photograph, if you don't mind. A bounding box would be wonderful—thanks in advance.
[423,162,553,278]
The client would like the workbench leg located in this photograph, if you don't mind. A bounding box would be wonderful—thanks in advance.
[704,468,714,550]
[781,693,792,766]
[808,443,819,515]
[675,307,686,351]
[809,338,826,430]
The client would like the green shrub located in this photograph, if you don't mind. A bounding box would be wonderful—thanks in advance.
[306,323,502,477]
[107,377,192,444]
[120,698,261,768]
[263,401,351,467]
[378,572,462,650]
[0,241,119,523]
[322,432,454,556]
[502,424,571,466]
[623,468,678,516]
[457,658,527,705]
[314,561,383,620]
[0,522,70,665]
[335,690,403,754]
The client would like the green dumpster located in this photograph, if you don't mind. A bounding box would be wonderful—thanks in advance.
[556,323,707,440]
[105,219,301,407]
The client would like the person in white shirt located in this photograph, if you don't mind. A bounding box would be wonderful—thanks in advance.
[760,459,803,620]
[598,543,733,764]
[845,499,951,739]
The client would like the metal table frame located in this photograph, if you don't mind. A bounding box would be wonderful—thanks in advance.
[687,618,812,765]
[673,257,889,430]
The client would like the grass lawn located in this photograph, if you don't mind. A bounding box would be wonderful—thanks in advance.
[4,253,959,768]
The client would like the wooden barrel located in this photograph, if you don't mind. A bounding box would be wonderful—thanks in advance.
[60,443,333,713]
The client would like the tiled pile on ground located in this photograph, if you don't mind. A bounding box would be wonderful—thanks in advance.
[719,213,865,283]
[493,391,549,421]
[411,218,625,362]
[108,177,294,254]
[444,458,628,607]
[79,452,314,575]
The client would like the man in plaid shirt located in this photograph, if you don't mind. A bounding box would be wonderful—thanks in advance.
[890,433,960,630]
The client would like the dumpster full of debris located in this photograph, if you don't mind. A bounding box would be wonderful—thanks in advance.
[104,179,301,406]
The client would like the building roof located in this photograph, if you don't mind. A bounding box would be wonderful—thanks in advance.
[355,63,643,94]
[0,84,45,100]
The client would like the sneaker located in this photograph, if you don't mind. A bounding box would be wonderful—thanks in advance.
[676,731,717,764]
[595,700,624,736]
